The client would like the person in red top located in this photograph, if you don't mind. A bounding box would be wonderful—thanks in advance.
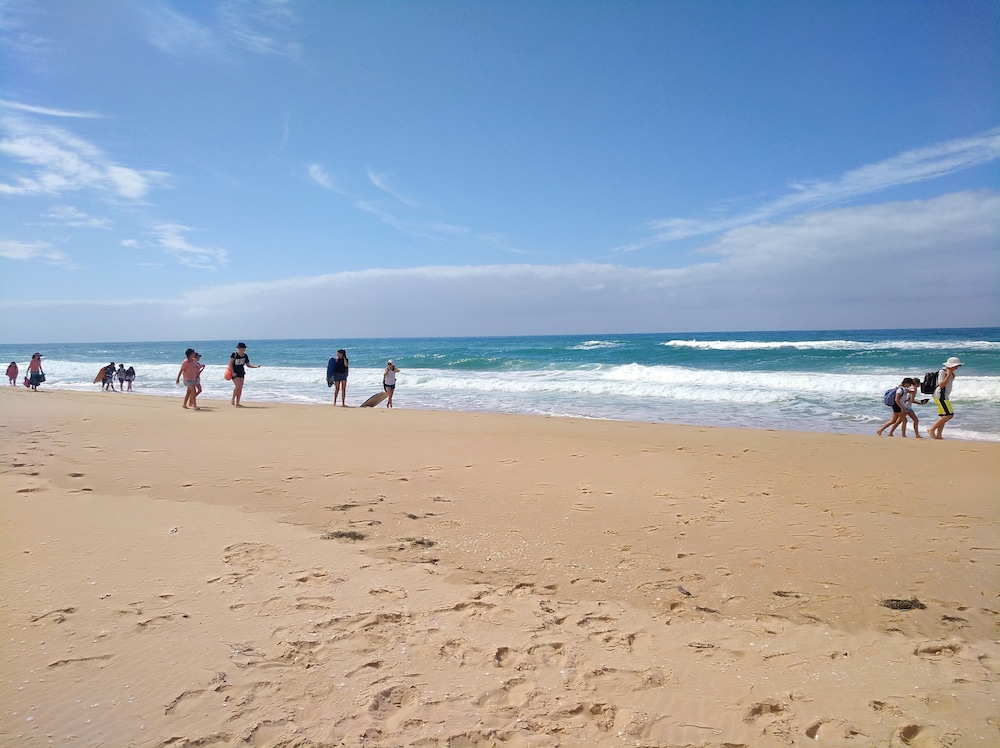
[6,361,18,386]
[175,348,201,410]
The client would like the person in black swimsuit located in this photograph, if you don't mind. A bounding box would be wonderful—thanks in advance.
[229,342,261,407]
[328,349,349,406]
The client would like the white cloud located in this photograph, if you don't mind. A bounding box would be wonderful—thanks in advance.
[0,238,73,267]
[3,190,994,342]
[150,223,228,270]
[42,205,112,230]
[623,127,1000,250]
[0,100,101,118]
[6,190,994,342]
[368,170,422,208]
[218,0,301,59]
[0,116,169,199]
[307,163,336,190]
[140,0,301,60]
[139,2,222,58]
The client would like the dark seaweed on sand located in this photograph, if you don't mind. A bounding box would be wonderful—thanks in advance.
[880,598,926,610]
[322,530,366,541]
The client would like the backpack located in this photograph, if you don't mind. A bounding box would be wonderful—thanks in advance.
[920,370,938,395]
[883,387,898,407]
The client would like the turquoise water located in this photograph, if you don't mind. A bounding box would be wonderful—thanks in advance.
[3,328,998,441]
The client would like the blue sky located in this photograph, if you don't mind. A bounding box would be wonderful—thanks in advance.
[1,0,997,344]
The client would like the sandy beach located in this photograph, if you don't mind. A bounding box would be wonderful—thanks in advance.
[1,388,998,747]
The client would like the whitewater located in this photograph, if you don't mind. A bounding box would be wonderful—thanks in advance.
[3,328,997,441]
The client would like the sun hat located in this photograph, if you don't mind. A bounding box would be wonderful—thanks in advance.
[387,359,394,366]
[943,356,963,368]
[237,342,247,348]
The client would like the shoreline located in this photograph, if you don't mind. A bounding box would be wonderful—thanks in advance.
[2,388,999,746]
[11,384,1000,444]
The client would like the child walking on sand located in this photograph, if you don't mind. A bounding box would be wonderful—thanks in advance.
[176,348,201,410]
[876,378,911,436]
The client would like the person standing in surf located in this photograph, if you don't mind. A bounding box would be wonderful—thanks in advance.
[229,342,261,407]
[27,353,44,391]
[383,359,400,407]
[102,362,116,391]
[328,349,349,406]
[928,356,963,440]
[6,361,18,385]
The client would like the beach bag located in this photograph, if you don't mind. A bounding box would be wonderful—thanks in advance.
[224,363,233,381]
[23,376,29,388]
[920,370,938,395]
[882,388,897,407]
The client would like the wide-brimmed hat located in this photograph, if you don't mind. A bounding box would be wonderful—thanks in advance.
[237,342,247,349]
[387,359,394,366]
[943,356,963,368]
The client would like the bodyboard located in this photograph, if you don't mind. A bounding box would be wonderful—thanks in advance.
[94,365,110,384]
[360,391,390,408]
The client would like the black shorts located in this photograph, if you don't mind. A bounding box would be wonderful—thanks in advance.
[891,404,902,413]
[383,383,395,391]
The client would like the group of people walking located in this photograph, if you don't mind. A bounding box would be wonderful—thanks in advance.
[877,356,963,439]
[177,342,260,410]
[100,362,136,391]
[6,354,45,390]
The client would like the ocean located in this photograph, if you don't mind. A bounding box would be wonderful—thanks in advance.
[3,328,998,442]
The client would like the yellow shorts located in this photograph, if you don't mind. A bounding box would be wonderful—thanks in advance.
[934,397,953,417]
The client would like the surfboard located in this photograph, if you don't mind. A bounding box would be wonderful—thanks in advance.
[94,365,110,384]
[360,391,390,408]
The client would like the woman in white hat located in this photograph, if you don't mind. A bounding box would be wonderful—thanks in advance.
[928,356,963,439]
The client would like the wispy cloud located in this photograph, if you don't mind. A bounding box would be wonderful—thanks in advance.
[0,238,73,267]
[139,2,223,59]
[368,170,423,208]
[307,163,338,191]
[0,116,169,199]
[620,128,1000,251]
[140,0,300,60]
[41,205,113,230]
[218,0,301,59]
[0,100,101,119]
[149,223,228,270]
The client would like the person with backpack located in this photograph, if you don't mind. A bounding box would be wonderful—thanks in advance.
[899,376,930,438]
[928,357,963,440]
[876,378,911,436]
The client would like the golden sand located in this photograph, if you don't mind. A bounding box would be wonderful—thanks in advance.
[2,389,998,746]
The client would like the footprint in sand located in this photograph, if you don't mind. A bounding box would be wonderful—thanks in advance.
[48,654,113,668]
[29,607,76,623]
